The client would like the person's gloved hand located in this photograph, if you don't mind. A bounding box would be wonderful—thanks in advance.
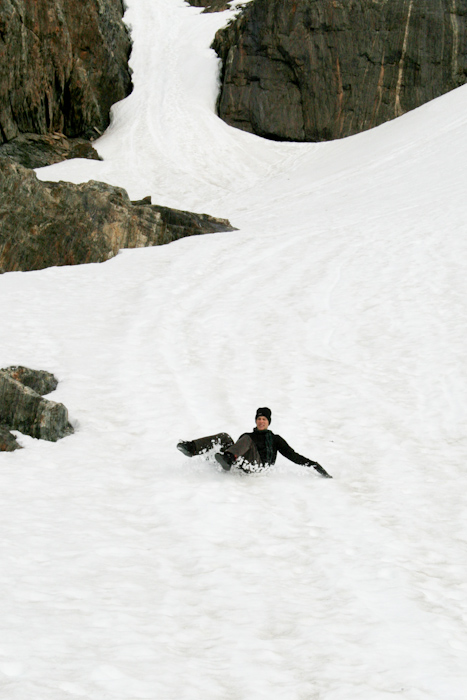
[309,461,332,478]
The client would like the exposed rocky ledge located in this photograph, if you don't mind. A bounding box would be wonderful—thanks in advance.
[0,0,132,161]
[0,157,236,273]
[0,367,73,450]
[212,0,467,142]
[0,133,102,169]
[185,0,232,12]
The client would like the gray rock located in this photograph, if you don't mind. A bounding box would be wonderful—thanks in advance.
[0,158,236,273]
[0,0,132,145]
[212,0,467,141]
[2,367,58,396]
[0,369,73,443]
[0,133,102,169]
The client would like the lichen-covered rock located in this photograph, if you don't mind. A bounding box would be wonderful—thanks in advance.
[0,0,132,145]
[212,0,467,142]
[0,133,102,169]
[0,158,236,273]
[0,370,73,443]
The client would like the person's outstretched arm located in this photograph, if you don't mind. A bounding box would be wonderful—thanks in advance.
[275,436,333,478]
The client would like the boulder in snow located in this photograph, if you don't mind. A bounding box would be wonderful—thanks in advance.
[0,367,73,447]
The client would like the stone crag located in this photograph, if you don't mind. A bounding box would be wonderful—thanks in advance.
[0,0,132,161]
[185,0,232,13]
[0,158,236,273]
[212,0,467,141]
[0,367,73,450]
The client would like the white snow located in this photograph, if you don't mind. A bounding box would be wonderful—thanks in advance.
[2,0,467,698]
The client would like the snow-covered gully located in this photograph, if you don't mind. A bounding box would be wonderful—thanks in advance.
[2,0,467,698]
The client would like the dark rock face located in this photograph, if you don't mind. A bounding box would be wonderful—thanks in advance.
[0,133,102,169]
[185,0,232,12]
[0,158,236,273]
[0,0,132,145]
[212,0,467,141]
[0,367,73,448]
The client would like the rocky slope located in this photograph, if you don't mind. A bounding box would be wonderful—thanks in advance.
[0,158,235,273]
[212,0,467,141]
[0,0,132,159]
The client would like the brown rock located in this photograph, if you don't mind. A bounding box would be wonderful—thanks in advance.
[0,158,236,273]
[0,0,132,144]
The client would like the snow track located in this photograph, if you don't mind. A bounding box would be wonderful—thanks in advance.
[2,0,467,697]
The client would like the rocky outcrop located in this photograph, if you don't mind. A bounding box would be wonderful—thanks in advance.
[0,157,235,273]
[0,133,102,169]
[0,0,132,145]
[212,0,467,142]
[0,367,73,448]
[2,367,58,396]
[185,0,232,12]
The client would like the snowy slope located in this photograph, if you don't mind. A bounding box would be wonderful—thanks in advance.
[1,0,467,698]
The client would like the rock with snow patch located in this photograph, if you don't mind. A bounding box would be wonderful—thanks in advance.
[0,368,73,445]
[0,158,236,273]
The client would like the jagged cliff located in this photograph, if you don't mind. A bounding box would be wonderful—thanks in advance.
[0,0,132,145]
[212,0,467,141]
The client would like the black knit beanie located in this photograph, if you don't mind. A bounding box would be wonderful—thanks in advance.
[255,407,272,424]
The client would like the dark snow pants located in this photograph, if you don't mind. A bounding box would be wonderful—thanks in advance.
[192,432,262,467]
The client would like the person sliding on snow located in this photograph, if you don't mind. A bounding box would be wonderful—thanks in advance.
[177,407,332,477]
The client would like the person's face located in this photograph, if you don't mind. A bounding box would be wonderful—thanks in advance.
[256,416,269,431]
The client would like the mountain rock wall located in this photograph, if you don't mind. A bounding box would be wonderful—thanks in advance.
[212,0,467,141]
[0,158,235,273]
[0,0,132,145]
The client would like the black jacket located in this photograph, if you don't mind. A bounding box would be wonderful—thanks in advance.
[242,428,316,467]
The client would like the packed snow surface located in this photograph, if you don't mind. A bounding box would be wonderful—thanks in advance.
[2,0,467,698]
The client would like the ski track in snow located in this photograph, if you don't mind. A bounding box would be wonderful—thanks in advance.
[2,0,467,698]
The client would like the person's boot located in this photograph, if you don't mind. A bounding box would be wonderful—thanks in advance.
[177,441,196,457]
[215,450,236,471]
